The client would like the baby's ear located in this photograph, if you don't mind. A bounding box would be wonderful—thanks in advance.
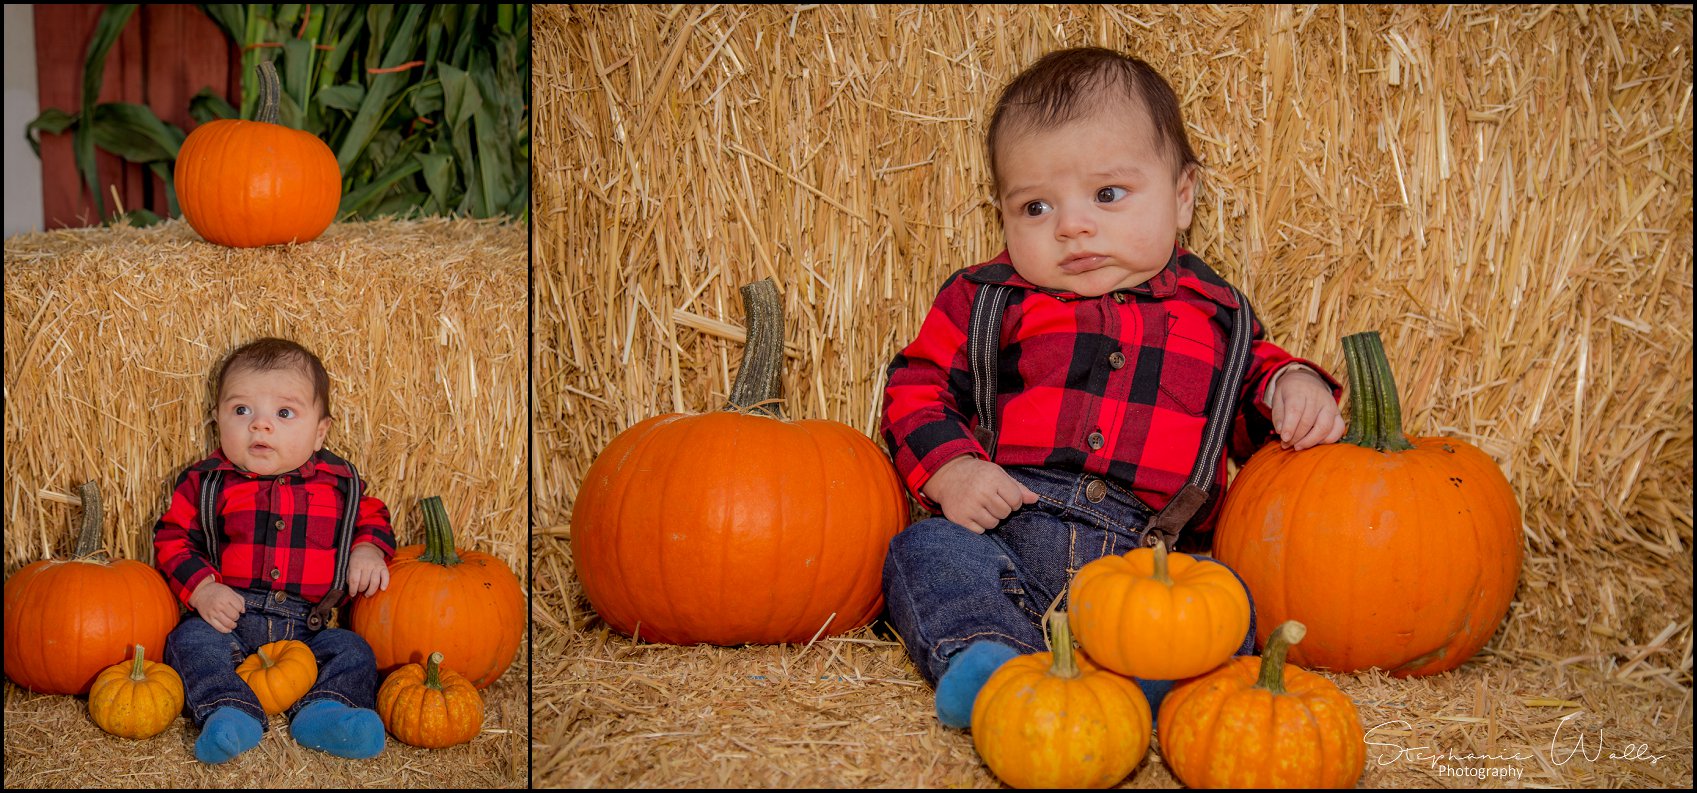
[1174,164,1199,230]
[314,415,332,451]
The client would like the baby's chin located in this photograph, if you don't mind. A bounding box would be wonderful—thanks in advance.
[226,450,312,476]
[1009,262,1135,298]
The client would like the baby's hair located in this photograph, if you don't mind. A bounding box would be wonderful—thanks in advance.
[215,337,333,419]
[987,46,1200,194]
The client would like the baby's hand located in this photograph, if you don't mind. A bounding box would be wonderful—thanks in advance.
[1269,368,1346,450]
[347,543,390,598]
[920,455,1039,534]
[189,578,245,633]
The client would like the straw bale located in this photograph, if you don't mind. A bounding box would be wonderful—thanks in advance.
[2,217,528,786]
[534,3,1691,787]
[3,217,529,576]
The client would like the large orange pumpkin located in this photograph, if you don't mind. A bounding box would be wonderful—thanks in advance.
[352,496,526,689]
[3,482,179,695]
[972,610,1151,789]
[174,60,341,248]
[1213,331,1523,676]
[1158,621,1365,788]
[572,280,908,646]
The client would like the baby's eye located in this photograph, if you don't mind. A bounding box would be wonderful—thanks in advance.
[1022,200,1051,217]
[1096,186,1129,203]
[277,408,295,419]
[233,405,251,416]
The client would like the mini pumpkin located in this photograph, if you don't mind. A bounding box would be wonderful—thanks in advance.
[235,639,319,715]
[377,652,484,749]
[88,644,183,740]
[971,610,1151,789]
[174,60,341,247]
[1157,621,1366,788]
[1069,541,1251,681]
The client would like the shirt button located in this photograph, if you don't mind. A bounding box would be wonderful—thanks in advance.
[1108,352,1126,369]
[270,568,281,580]
[1087,431,1105,450]
[274,520,285,531]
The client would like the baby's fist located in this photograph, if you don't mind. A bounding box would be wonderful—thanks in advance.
[1269,368,1345,451]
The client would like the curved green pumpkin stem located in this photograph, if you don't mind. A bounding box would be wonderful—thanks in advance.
[1041,594,1079,679]
[1340,331,1414,452]
[425,652,446,691]
[130,644,149,682]
[419,496,463,566]
[1256,621,1306,694]
[73,480,106,560]
[255,60,282,125]
[726,278,785,419]
[1149,540,1174,586]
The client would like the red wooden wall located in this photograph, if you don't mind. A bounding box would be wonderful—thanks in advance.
[34,4,239,229]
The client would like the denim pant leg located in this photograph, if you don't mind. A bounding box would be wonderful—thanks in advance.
[882,516,1049,686]
[292,627,380,715]
[164,614,269,729]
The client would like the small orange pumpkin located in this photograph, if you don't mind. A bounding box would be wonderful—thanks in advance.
[236,639,319,716]
[1069,541,1251,681]
[377,652,484,749]
[971,610,1151,789]
[1158,621,1366,788]
[88,644,184,740]
[174,60,341,247]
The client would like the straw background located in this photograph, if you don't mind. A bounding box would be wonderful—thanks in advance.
[533,3,1689,788]
[3,217,528,787]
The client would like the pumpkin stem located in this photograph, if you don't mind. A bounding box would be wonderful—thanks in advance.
[419,496,463,566]
[130,644,149,682]
[726,278,785,419]
[1255,621,1307,694]
[73,480,105,560]
[1042,597,1079,679]
[1341,331,1414,452]
[255,60,282,125]
[257,646,275,669]
[1150,540,1174,586]
[425,652,446,691]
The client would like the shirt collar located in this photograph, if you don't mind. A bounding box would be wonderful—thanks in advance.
[962,246,1240,309]
[195,448,351,481]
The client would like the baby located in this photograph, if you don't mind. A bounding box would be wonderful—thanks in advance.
[879,47,1345,728]
[153,337,394,763]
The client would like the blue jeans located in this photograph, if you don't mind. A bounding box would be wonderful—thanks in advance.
[163,588,379,730]
[882,466,1256,686]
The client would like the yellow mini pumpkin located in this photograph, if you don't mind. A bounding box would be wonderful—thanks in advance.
[236,639,319,716]
[377,652,484,748]
[88,644,183,739]
[1069,541,1250,681]
[971,610,1151,789]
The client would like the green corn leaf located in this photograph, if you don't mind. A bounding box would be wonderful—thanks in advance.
[317,84,367,114]
[77,3,139,222]
[335,4,426,172]
[339,157,424,217]
[24,108,78,157]
[88,102,185,163]
[188,88,238,124]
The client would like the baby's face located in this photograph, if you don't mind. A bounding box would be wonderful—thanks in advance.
[217,364,330,476]
[995,103,1195,296]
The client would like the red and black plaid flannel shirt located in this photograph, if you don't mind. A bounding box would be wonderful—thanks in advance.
[881,247,1340,529]
[153,449,396,607]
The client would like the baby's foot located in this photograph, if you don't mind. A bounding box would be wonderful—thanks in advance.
[935,640,1019,729]
[290,700,386,759]
[195,706,263,764]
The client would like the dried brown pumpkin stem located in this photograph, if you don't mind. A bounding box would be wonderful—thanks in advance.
[73,480,105,560]
[256,60,282,125]
[726,278,785,419]
[1256,621,1307,694]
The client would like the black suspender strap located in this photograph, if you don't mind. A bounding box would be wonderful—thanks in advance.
[198,455,362,630]
[968,283,1015,457]
[1142,286,1254,548]
[966,284,1256,547]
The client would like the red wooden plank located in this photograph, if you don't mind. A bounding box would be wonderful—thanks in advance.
[35,4,144,229]
[142,5,235,214]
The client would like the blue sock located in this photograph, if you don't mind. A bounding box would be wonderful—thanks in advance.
[290,700,386,759]
[935,641,1020,729]
[195,706,263,764]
